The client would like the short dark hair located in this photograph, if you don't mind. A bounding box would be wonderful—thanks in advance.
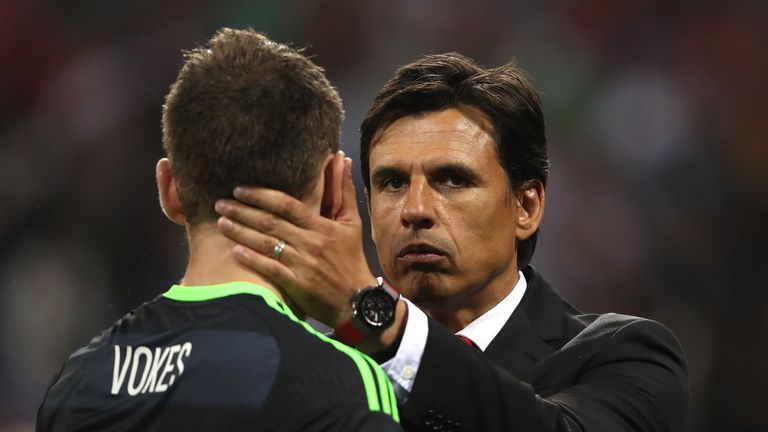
[162,28,343,225]
[360,53,549,268]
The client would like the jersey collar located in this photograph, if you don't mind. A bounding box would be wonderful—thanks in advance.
[163,281,283,306]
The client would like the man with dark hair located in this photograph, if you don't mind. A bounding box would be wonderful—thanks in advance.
[37,28,400,431]
[216,52,689,431]
[359,54,549,270]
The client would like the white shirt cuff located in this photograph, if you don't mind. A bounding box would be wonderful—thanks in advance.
[380,297,428,402]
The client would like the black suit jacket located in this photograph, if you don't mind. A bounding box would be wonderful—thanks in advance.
[399,266,688,432]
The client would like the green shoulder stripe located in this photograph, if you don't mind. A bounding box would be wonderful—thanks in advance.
[162,282,399,421]
[270,299,398,419]
[363,354,399,422]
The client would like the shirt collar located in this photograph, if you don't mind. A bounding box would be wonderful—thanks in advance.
[455,271,527,352]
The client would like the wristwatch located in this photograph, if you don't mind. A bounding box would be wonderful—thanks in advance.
[334,277,400,346]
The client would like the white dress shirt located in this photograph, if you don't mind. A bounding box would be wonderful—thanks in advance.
[381,271,527,401]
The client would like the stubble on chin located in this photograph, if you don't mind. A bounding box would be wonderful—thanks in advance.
[398,271,449,306]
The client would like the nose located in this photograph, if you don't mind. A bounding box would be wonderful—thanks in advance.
[400,178,436,230]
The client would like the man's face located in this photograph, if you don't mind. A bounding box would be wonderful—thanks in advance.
[368,108,522,311]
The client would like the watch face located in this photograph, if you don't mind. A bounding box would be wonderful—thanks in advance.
[360,289,396,328]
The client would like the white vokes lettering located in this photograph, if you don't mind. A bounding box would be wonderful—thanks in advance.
[155,344,181,392]
[140,347,170,394]
[111,345,132,395]
[127,346,152,396]
[111,342,192,396]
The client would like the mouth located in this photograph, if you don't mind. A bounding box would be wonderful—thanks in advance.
[396,243,448,265]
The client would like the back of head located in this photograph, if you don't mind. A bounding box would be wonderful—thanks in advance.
[360,52,549,268]
[162,28,343,225]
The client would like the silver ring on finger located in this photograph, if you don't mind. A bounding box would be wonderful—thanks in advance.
[272,239,286,261]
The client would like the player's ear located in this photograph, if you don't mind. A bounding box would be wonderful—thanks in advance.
[320,151,345,218]
[156,158,187,226]
[514,180,544,241]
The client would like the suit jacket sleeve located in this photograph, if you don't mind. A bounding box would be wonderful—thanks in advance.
[399,315,688,432]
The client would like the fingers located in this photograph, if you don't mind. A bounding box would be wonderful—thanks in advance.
[215,199,307,246]
[217,215,286,257]
[231,244,297,289]
[231,186,316,229]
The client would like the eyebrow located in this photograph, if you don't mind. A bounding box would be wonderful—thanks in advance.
[370,166,406,187]
[370,162,484,186]
[431,163,483,185]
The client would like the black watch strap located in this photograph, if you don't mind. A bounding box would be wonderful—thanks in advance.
[334,278,399,346]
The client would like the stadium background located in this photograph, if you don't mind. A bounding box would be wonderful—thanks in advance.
[1,1,766,430]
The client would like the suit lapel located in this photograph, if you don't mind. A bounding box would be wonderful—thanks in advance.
[484,266,568,383]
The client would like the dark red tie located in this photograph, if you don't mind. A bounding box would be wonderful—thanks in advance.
[456,334,479,349]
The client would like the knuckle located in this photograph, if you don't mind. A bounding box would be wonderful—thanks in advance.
[262,214,278,232]
[262,237,275,254]
[304,238,321,255]
[302,255,318,271]
[297,212,313,228]
[278,196,295,215]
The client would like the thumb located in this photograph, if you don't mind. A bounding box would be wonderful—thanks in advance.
[337,157,360,223]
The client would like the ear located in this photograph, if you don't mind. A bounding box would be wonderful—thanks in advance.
[319,151,345,218]
[156,158,187,226]
[515,180,545,241]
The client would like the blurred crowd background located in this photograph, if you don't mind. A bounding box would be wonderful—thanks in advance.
[2,0,766,430]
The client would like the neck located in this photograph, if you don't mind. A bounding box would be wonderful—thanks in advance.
[420,268,520,333]
[180,223,285,303]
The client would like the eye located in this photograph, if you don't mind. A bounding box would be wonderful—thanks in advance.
[432,165,479,190]
[380,177,407,192]
[442,174,470,188]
